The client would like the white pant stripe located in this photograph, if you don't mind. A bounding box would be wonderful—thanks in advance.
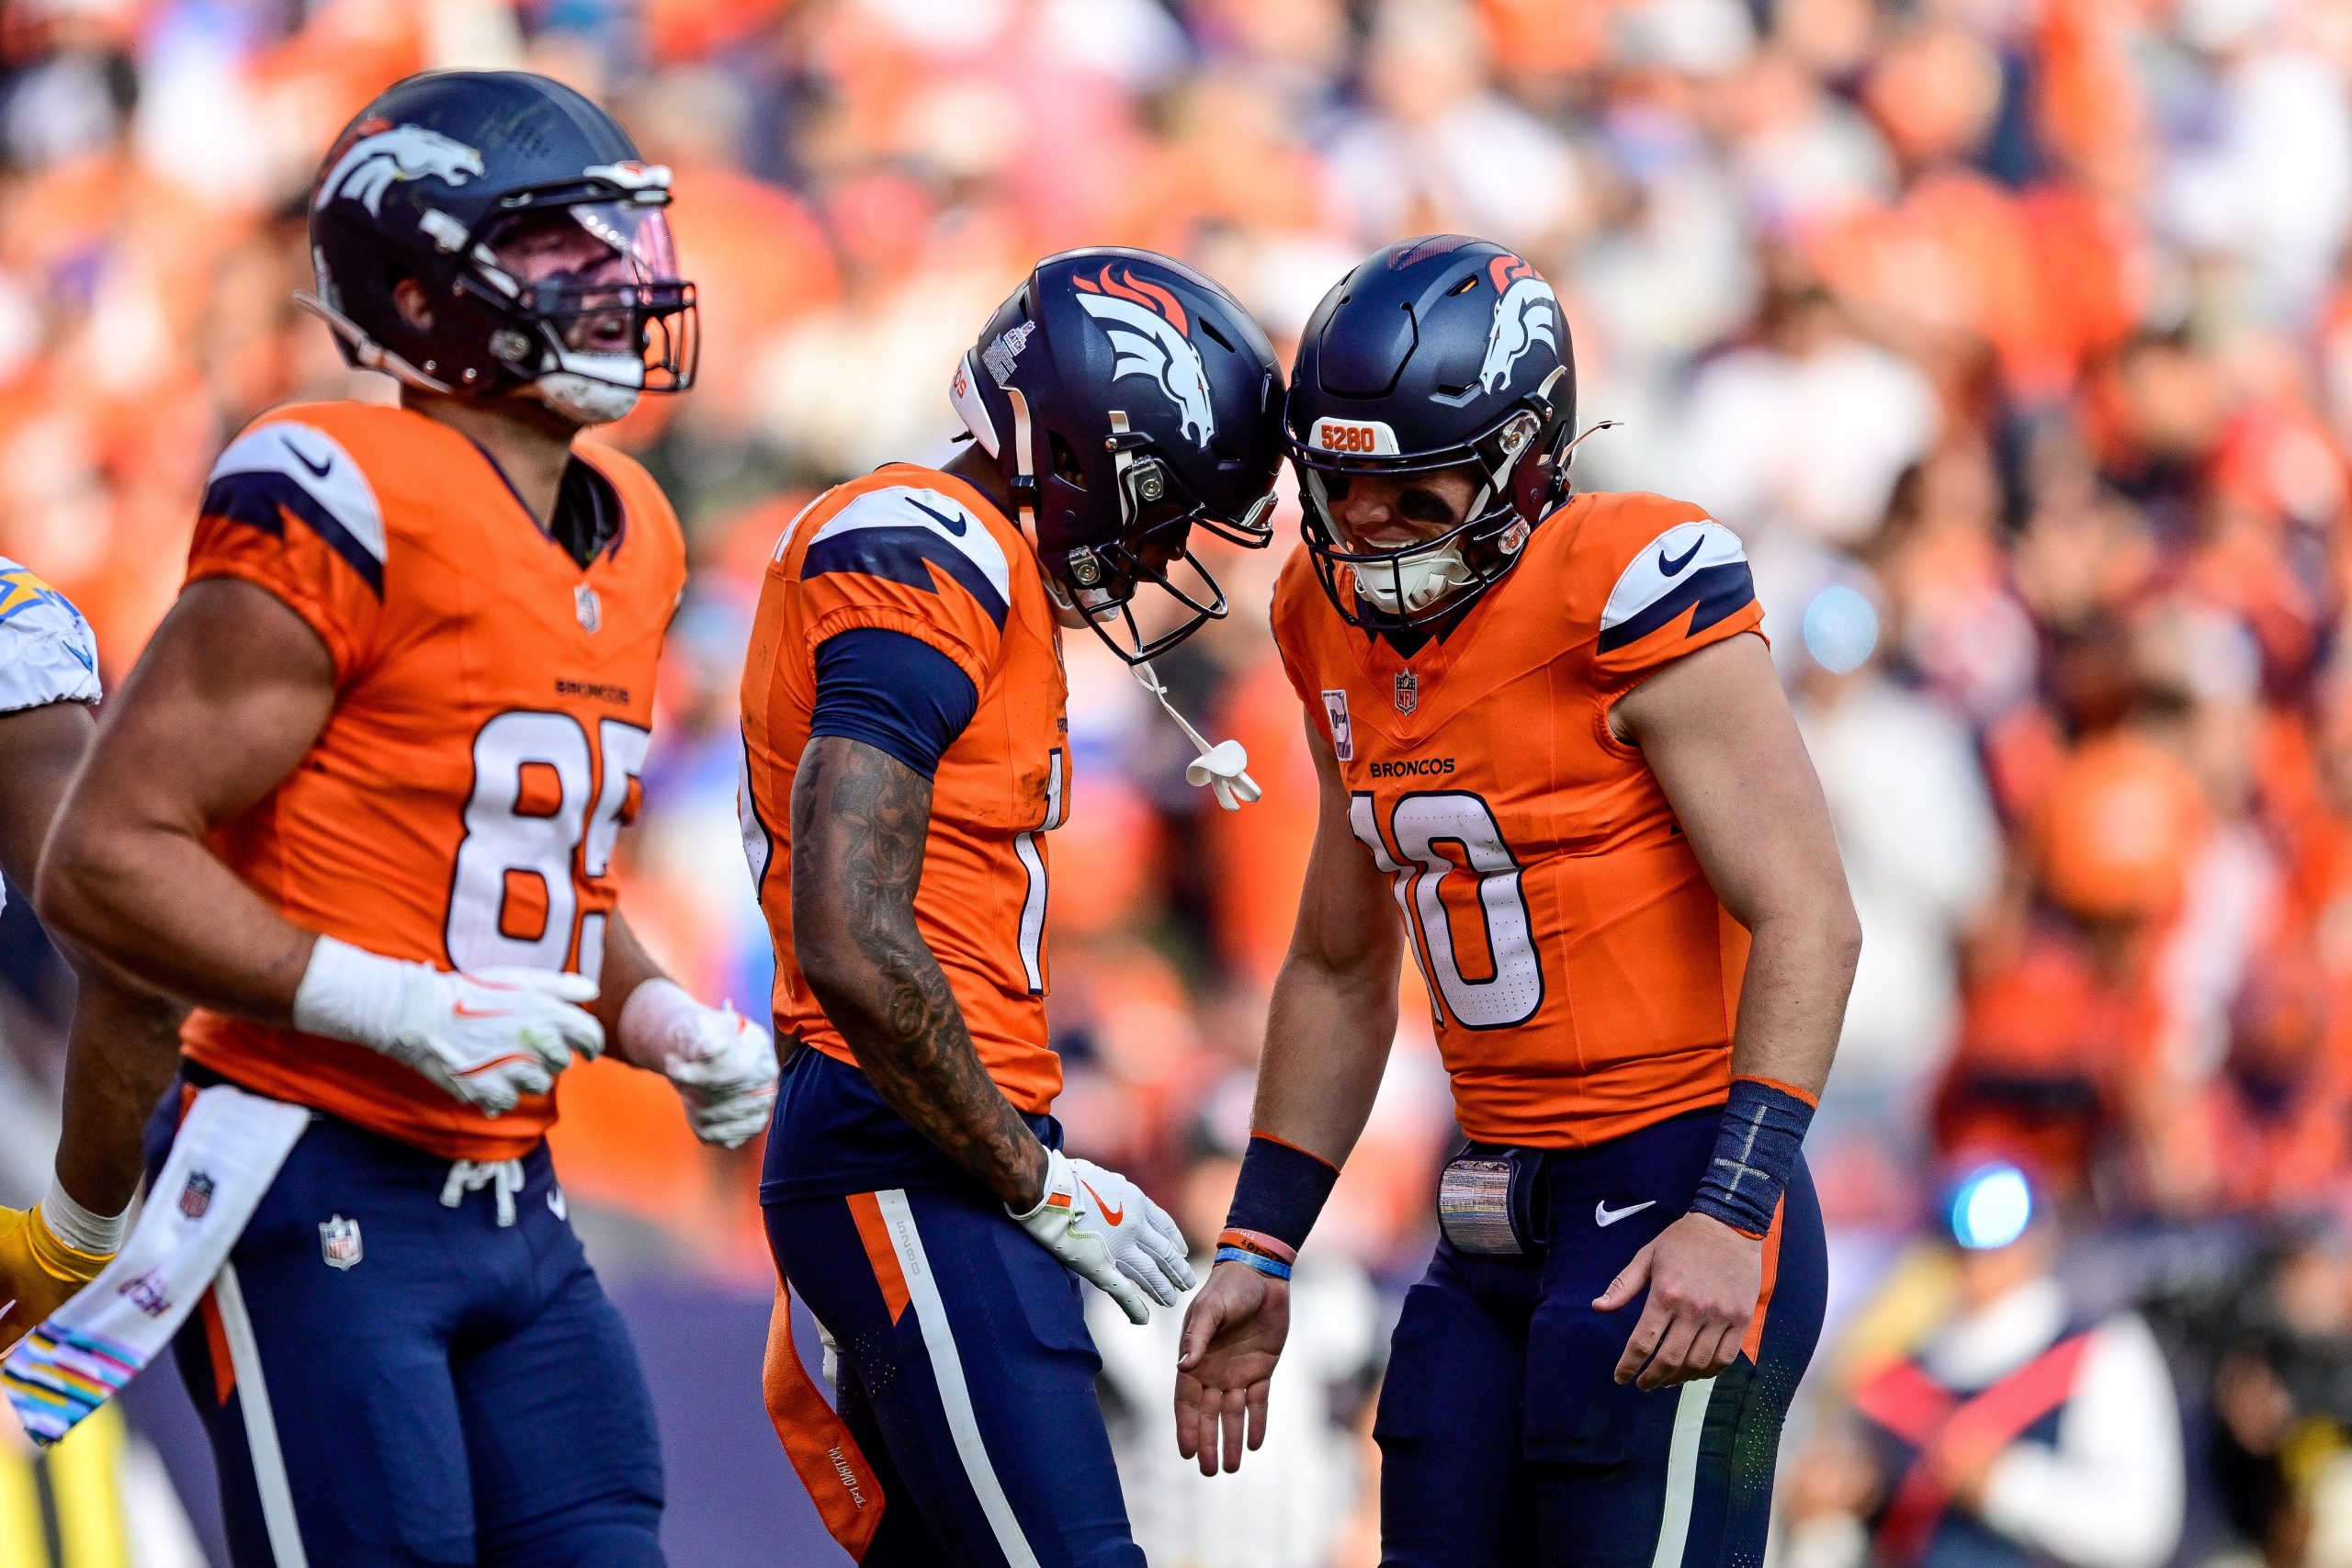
[213,1263,311,1568]
[874,1189,1042,1568]
[1649,1375,1716,1568]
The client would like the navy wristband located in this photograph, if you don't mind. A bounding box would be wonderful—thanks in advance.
[1689,1077,1815,1237]
[1222,1134,1339,1256]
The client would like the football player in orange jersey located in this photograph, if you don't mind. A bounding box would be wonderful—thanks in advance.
[36,73,775,1566]
[0,559,187,1354]
[741,249,1285,1566]
[1173,236,1861,1568]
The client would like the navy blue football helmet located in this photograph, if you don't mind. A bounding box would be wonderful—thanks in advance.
[302,71,696,421]
[951,248,1284,664]
[1288,235,1578,629]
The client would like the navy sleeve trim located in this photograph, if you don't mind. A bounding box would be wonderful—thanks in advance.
[804,527,1008,629]
[199,470,387,598]
[1595,560,1752,653]
[809,627,981,778]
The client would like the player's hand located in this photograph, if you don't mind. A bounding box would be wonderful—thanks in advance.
[1596,1210,1762,1391]
[386,967,605,1114]
[1009,1148,1194,1325]
[653,1001,780,1149]
[1175,1260,1290,1475]
[0,1204,112,1354]
[294,936,603,1116]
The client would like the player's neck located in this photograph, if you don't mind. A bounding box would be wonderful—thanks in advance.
[942,442,1016,518]
[401,389,581,533]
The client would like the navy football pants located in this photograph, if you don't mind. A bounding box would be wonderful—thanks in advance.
[150,1093,665,1567]
[1376,1109,1827,1568]
[761,1045,1141,1568]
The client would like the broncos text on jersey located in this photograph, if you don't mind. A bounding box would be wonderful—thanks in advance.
[740,465,1072,1113]
[1272,491,1765,1147]
[177,401,686,1161]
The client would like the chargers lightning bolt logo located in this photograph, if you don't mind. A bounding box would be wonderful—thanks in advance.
[0,566,95,671]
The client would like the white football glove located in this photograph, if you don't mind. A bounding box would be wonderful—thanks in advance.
[292,935,603,1115]
[617,979,780,1149]
[1010,1147,1196,1325]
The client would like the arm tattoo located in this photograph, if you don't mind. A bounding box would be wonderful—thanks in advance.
[790,737,1046,1208]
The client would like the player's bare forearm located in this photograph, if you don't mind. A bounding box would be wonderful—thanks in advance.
[0,700,187,1213]
[1613,633,1859,1096]
[789,736,1048,1210]
[1254,944,1397,1164]
[1250,715,1405,1167]
[52,969,187,1213]
[40,580,337,1024]
[594,909,669,1051]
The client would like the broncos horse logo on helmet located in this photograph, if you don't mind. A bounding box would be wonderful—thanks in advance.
[1071,265,1217,448]
[315,125,485,219]
[949,247,1285,665]
[1476,255,1561,397]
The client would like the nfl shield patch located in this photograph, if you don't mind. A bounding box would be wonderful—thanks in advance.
[574,583,602,633]
[1394,670,1419,715]
[177,1171,215,1220]
[319,1214,363,1271]
[1321,689,1353,761]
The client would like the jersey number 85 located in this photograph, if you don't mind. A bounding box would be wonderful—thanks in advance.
[447,710,650,980]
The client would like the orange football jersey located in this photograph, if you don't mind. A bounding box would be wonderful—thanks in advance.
[1271,491,1765,1147]
[740,465,1070,1112]
[178,400,686,1161]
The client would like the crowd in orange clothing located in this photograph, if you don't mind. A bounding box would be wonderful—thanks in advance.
[6,0,2352,1556]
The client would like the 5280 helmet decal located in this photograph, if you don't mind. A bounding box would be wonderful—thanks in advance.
[1072,265,1216,448]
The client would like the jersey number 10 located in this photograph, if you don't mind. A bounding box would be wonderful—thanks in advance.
[1350,791,1544,1031]
[447,711,651,979]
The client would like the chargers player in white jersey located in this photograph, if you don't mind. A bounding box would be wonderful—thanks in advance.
[0,559,187,1350]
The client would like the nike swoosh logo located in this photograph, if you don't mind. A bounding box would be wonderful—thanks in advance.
[284,436,334,479]
[1080,1180,1125,1227]
[907,498,968,536]
[451,1003,514,1021]
[1657,537,1702,577]
[1595,1199,1657,1227]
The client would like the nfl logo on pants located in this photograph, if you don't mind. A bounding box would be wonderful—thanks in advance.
[178,1171,215,1220]
[319,1214,363,1270]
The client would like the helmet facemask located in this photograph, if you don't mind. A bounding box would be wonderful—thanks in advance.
[1046,413,1271,664]
[304,175,696,424]
[464,198,697,424]
[971,366,1278,667]
[1294,387,1564,631]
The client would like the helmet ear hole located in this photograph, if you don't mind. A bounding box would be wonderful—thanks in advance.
[1513,452,1555,526]
[1048,432,1088,489]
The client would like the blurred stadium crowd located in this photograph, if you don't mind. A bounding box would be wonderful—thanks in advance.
[5,0,2352,1563]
